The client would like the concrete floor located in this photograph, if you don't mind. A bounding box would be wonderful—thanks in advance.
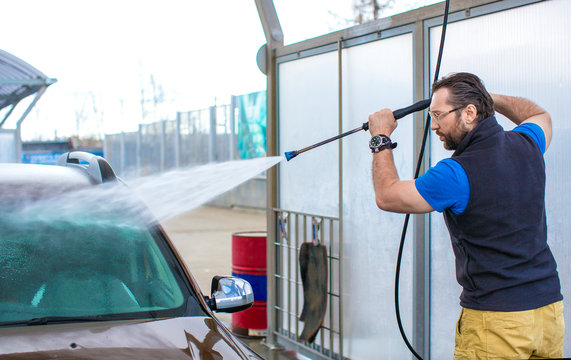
[163,206,297,360]
[164,205,267,296]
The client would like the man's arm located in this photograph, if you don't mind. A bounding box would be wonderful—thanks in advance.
[369,109,434,214]
[491,94,552,149]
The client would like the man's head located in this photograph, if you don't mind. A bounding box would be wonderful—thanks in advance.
[429,72,494,150]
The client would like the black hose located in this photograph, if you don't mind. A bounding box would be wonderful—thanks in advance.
[394,1,451,359]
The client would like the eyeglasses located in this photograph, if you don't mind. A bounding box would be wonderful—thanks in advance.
[428,106,465,122]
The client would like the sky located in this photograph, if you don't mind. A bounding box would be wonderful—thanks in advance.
[0,0,439,140]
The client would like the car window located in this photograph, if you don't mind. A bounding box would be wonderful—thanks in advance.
[0,199,205,325]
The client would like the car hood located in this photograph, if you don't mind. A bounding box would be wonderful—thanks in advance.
[0,316,256,359]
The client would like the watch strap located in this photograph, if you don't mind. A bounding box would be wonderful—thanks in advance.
[370,134,397,153]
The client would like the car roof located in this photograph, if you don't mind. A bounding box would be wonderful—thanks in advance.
[0,163,92,199]
[0,163,91,186]
[0,152,120,199]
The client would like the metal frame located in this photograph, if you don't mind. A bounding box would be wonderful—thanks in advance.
[272,209,343,360]
[255,0,284,352]
[336,38,344,360]
[257,0,548,358]
[0,85,51,162]
[1,66,55,162]
[1,50,56,162]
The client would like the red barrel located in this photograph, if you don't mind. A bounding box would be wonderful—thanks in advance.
[231,231,267,337]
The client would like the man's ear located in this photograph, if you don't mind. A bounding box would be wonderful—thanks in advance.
[464,104,478,125]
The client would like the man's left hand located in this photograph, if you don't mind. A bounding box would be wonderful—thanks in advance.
[368,108,397,136]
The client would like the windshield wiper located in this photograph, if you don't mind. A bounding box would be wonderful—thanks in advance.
[27,315,112,325]
[0,315,114,327]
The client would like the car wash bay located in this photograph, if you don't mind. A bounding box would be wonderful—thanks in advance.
[257,0,571,359]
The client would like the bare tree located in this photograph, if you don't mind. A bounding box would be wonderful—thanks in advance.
[326,0,396,30]
[74,91,96,137]
[139,73,165,124]
[74,92,88,136]
[140,80,148,123]
[353,0,395,24]
[73,91,104,139]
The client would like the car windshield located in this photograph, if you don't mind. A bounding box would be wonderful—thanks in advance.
[0,198,205,325]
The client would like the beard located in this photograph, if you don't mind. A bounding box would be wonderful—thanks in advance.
[443,132,466,150]
[442,120,470,150]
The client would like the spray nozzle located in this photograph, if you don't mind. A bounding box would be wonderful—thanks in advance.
[284,151,298,161]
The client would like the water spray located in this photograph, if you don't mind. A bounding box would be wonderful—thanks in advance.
[284,99,430,161]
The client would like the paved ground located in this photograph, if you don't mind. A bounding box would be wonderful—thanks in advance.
[164,205,267,296]
[163,206,297,360]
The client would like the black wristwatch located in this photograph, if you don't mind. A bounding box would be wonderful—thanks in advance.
[369,134,397,153]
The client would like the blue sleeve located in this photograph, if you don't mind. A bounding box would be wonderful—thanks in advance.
[414,159,470,215]
[513,123,546,154]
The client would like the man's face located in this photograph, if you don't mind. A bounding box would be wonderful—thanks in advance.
[429,88,470,150]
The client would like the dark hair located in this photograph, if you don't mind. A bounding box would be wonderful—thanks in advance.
[431,72,494,121]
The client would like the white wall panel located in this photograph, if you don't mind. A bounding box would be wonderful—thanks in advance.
[341,33,415,359]
[429,0,571,357]
[278,52,339,217]
[275,1,570,359]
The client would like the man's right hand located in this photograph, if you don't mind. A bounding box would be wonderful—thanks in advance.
[368,108,397,137]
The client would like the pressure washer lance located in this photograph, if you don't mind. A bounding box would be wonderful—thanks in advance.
[284,98,431,161]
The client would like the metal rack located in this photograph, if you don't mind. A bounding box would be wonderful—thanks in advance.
[270,209,344,360]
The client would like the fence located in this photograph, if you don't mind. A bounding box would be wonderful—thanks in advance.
[104,92,268,209]
[272,209,343,359]
[105,104,233,177]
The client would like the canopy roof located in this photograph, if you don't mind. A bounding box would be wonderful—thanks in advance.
[0,49,56,127]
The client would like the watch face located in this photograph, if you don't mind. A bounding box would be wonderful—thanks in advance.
[370,135,383,147]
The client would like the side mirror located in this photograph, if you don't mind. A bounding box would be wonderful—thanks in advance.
[207,276,254,313]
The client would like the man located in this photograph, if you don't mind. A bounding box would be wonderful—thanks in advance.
[368,72,564,359]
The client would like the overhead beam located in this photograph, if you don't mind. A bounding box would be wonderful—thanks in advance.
[254,0,284,46]
[272,0,541,58]
[0,78,56,86]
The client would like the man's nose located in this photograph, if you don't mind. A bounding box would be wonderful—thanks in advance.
[430,120,438,131]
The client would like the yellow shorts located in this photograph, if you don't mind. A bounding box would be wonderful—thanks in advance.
[454,301,565,360]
